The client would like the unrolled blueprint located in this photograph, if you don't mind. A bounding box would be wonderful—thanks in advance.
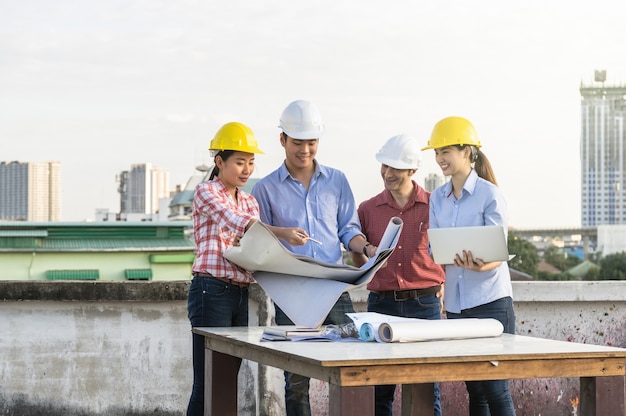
[224,217,403,328]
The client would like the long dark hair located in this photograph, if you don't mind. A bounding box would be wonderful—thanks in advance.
[209,150,236,180]
[456,145,498,186]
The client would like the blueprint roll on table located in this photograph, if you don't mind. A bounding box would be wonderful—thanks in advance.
[377,318,504,343]
[358,323,380,342]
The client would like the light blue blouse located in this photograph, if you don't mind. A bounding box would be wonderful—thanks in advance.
[251,161,364,265]
[429,169,513,314]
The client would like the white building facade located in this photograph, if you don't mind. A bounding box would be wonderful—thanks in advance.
[118,163,170,215]
[424,172,446,192]
[0,160,61,221]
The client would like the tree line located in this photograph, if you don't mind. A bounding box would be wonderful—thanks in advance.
[507,231,626,281]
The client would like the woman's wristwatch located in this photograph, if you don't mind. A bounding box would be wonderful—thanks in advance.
[363,243,371,257]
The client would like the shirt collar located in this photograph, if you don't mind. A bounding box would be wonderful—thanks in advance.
[379,180,428,208]
[443,169,479,198]
[212,177,238,197]
[463,169,479,194]
[277,159,324,182]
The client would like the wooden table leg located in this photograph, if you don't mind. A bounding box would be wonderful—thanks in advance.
[205,350,240,416]
[402,383,434,416]
[328,385,374,416]
[580,375,626,416]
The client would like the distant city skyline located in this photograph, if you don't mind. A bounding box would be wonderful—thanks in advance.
[1,159,448,223]
[0,160,61,222]
[3,1,626,228]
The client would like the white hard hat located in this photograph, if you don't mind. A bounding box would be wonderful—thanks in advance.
[279,100,325,139]
[375,134,422,169]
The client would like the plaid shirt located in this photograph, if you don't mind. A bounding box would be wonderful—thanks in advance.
[192,178,259,283]
[358,181,445,291]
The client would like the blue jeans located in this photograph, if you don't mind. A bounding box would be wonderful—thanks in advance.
[367,291,443,416]
[275,292,355,416]
[186,275,249,416]
[446,297,516,416]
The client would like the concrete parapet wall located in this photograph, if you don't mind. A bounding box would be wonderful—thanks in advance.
[506,281,626,416]
[445,281,626,416]
[0,281,624,415]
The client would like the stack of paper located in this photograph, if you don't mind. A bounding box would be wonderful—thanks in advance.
[261,326,331,342]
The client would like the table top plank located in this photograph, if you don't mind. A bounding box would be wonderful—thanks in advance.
[193,327,626,386]
[194,327,626,364]
[337,357,626,385]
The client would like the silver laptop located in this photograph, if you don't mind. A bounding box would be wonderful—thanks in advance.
[427,225,512,265]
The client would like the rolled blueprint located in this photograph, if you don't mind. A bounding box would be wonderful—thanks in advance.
[375,216,403,256]
[348,312,414,342]
[378,318,504,343]
[358,323,375,341]
[359,322,382,342]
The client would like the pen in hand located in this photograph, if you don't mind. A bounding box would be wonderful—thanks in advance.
[296,232,322,245]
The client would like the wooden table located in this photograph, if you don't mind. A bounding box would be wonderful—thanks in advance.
[193,327,626,416]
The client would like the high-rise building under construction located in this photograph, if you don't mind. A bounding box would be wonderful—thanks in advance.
[580,70,626,226]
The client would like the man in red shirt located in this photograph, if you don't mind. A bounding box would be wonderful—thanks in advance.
[353,134,445,416]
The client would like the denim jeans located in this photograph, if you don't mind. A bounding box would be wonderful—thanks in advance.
[275,292,355,416]
[446,297,516,416]
[367,291,443,416]
[186,275,249,416]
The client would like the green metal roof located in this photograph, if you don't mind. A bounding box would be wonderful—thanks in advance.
[0,238,194,251]
[125,269,153,280]
[46,269,100,280]
[0,230,48,237]
[0,221,192,228]
[149,253,196,263]
[565,260,600,278]
[170,190,195,206]
[0,221,194,252]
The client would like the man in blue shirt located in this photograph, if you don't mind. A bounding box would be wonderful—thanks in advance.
[252,100,374,416]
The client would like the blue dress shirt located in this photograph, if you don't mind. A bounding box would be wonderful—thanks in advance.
[429,169,513,314]
[251,161,364,265]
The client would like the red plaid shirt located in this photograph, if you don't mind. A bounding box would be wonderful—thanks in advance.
[192,178,259,283]
[358,181,445,291]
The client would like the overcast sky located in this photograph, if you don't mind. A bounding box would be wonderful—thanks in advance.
[2,0,626,228]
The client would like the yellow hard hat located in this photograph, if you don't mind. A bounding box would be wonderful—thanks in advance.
[421,116,482,151]
[209,122,265,154]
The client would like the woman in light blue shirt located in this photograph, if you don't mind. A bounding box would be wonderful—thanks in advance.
[423,116,516,416]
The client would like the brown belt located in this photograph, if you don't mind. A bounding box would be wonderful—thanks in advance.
[193,272,250,288]
[374,285,441,301]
